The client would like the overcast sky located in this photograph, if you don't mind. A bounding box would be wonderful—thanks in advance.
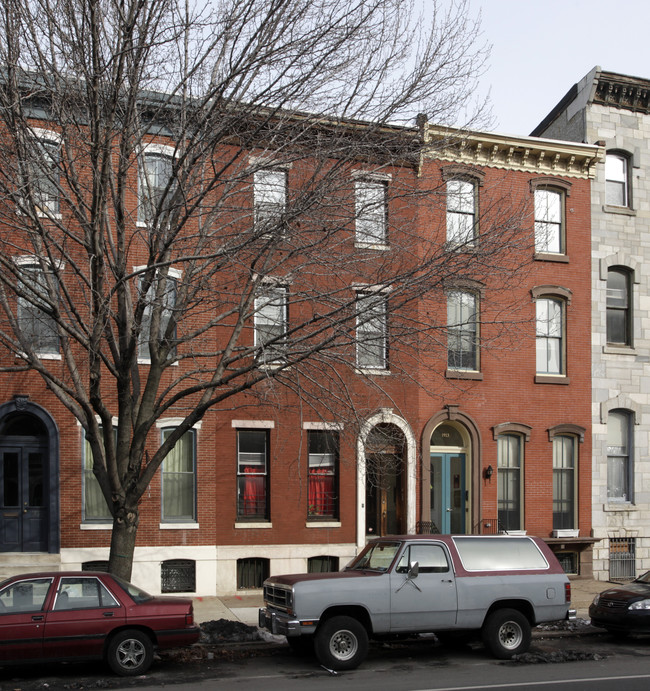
[470,0,650,137]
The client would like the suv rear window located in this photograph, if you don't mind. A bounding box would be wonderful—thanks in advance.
[453,536,548,571]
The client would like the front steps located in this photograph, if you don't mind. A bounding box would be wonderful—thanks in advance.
[0,553,62,580]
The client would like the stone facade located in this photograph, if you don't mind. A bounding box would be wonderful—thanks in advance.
[534,67,650,581]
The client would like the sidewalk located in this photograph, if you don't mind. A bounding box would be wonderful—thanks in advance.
[191,577,606,627]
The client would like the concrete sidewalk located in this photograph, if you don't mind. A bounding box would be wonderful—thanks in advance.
[192,578,607,626]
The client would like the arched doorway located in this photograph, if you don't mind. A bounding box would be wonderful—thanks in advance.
[0,398,59,553]
[364,423,407,537]
[429,423,469,534]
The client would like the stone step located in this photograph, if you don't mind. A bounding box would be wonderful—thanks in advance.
[0,553,62,580]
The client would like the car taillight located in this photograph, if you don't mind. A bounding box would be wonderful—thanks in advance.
[186,611,195,627]
[565,582,571,604]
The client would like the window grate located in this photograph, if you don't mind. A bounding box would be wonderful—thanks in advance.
[161,559,196,593]
[556,552,578,575]
[609,537,636,581]
[237,557,269,590]
[82,560,109,573]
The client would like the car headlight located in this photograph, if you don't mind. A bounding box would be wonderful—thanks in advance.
[592,594,600,606]
[629,599,650,610]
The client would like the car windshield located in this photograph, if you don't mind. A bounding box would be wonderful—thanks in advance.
[346,541,401,572]
[635,571,650,585]
[112,575,154,604]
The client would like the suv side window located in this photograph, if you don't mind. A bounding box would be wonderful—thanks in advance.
[396,544,449,574]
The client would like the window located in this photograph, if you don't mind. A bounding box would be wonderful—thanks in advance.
[609,537,636,581]
[161,559,196,592]
[497,434,522,532]
[83,429,112,522]
[161,428,196,521]
[28,134,60,215]
[138,271,178,360]
[0,578,52,613]
[139,148,175,223]
[54,577,119,610]
[254,169,287,228]
[356,291,388,370]
[552,435,576,530]
[446,179,476,247]
[606,153,630,207]
[534,188,563,254]
[308,556,339,573]
[237,557,269,589]
[254,285,287,364]
[16,261,59,355]
[237,429,269,519]
[308,431,338,518]
[606,268,631,346]
[536,297,563,375]
[607,410,632,502]
[355,179,387,245]
[396,544,449,573]
[447,290,478,371]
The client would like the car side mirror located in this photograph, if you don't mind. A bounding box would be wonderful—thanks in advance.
[408,561,419,579]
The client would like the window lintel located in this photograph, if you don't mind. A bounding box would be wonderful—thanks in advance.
[529,177,572,195]
[492,423,532,442]
[531,285,572,304]
[547,424,585,443]
[441,164,485,186]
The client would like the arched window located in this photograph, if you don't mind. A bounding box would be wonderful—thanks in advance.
[552,435,577,531]
[536,297,564,375]
[447,290,479,371]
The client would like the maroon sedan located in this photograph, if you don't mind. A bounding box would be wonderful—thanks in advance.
[0,571,200,675]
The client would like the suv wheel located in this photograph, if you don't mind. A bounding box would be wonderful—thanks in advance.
[314,616,368,671]
[482,609,531,659]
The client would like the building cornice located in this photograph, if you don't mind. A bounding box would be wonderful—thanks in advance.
[421,125,602,179]
[594,71,650,113]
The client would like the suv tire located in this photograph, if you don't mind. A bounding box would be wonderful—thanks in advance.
[482,608,531,659]
[314,616,368,670]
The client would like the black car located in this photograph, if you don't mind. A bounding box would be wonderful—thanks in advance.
[589,571,650,636]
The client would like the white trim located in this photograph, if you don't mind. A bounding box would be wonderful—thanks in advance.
[231,420,275,429]
[248,155,293,170]
[140,142,177,158]
[30,128,61,144]
[302,421,344,431]
[306,521,341,528]
[356,410,417,551]
[133,264,182,279]
[351,283,392,293]
[79,523,112,530]
[351,169,392,181]
[234,522,273,529]
[156,418,203,430]
[354,242,390,251]
[355,367,391,376]
[159,523,200,530]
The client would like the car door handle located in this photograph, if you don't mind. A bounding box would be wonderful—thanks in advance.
[103,611,114,617]
[32,615,44,621]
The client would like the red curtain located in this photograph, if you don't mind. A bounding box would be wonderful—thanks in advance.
[309,468,334,516]
[242,467,265,515]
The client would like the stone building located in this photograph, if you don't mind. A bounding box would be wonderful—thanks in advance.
[533,67,650,581]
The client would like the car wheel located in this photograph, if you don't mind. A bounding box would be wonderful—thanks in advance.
[106,629,154,676]
[314,616,368,671]
[481,609,531,659]
[287,635,315,656]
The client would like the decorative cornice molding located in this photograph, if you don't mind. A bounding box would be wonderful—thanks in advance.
[594,72,650,113]
[422,125,602,180]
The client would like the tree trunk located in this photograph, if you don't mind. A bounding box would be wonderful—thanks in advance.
[108,505,139,582]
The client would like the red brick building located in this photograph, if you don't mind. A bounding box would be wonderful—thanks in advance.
[0,112,600,594]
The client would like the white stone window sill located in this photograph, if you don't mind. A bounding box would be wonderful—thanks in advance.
[159,522,199,529]
[355,367,390,376]
[603,345,637,356]
[355,241,389,251]
[80,523,112,530]
[602,204,636,216]
[235,522,273,529]
[603,502,637,512]
[306,521,341,528]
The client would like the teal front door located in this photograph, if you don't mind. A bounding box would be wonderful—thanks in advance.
[430,453,466,534]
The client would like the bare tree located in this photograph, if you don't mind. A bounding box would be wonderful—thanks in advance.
[0,0,525,580]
